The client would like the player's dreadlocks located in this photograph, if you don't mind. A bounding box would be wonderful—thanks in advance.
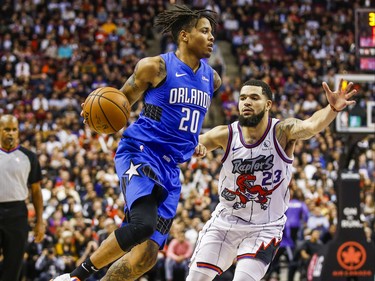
[155,5,218,43]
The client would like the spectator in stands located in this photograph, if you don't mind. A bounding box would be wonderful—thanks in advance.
[35,248,66,281]
[307,206,330,234]
[364,226,373,244]
[288,228,323,281]
[248,38,264,55]
[301,93,320,115]
[165,230,193,281]
[363,192,375,225]
[97,218,117,245]
[321,223,337,244]
[2,72,14,88]
[55,230,78,272]
[285,188,310,247]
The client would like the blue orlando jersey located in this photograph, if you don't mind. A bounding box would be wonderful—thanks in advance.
[123,52,215,163]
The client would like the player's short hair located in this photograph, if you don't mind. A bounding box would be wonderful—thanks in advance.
[155,5,218,43]
[243,80,274,101]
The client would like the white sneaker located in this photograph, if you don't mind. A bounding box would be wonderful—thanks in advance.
[50,274,81,281]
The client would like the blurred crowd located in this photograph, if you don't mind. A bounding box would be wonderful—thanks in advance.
[0,1,374,281]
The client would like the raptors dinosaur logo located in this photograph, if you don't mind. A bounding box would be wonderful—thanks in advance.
[221,174,284,210]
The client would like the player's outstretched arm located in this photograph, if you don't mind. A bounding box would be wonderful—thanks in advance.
[193,125,228,158]
[198,125,229,152]
[119,56,166,106]
[277,79,357,142]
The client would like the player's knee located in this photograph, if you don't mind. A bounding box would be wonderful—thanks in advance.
[233,270,258,281]
[134,241,159,270]
[186,269,215,281]
[114,220,156,252]
[135,220,156,239]
[233,259,269,281]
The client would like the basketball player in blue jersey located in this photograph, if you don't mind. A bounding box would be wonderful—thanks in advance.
[186,79,356,281]
[51,5,221,281]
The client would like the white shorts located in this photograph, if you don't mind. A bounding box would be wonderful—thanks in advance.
[189,208,286,276]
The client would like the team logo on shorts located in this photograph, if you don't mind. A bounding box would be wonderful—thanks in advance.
[221,174,284,210]
[125,161,142,182]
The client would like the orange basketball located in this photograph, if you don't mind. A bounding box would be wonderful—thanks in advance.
[83,87,131,134]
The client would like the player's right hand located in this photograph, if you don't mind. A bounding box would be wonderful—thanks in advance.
[193,143,207,158]
[80,103,86,124]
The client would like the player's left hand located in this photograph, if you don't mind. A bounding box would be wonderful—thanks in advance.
[322,78,357,112]
[34,221,45,243]
[193,143,207,158]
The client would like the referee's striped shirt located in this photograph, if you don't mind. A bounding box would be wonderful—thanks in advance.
[0,145,42,203]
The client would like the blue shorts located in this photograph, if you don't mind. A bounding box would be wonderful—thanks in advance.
[115,138,181,247]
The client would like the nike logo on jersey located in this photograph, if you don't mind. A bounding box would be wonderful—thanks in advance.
[202,75,209,82]
[232,146,241,152]
[175,72,187,77]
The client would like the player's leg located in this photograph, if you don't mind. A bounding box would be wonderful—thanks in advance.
[100,140,178,280]
[235,218,284,281]
[186,269,216,281]
[97,140,165,261]
[55,192,160,281]
[187,214,237,281]
[90,193,159,267]
[52,141,177,281]
[0,208,28,281]
[102,239,159,281]
[233,258,270,281]
[187,247,236,281]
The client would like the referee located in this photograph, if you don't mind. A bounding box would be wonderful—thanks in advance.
[0,114,45,281]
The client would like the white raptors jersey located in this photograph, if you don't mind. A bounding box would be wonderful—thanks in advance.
[217,118,293,224]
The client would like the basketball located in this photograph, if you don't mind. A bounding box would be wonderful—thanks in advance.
[83,87,131,134]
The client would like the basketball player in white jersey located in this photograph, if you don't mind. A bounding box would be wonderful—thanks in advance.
[186,79,356,281]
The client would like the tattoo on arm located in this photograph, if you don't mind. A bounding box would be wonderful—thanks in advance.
[213,71,222,92]
[157,57,166,78]
[278,118,314,142]
[127,72,139,92]
[276,125,288,149]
